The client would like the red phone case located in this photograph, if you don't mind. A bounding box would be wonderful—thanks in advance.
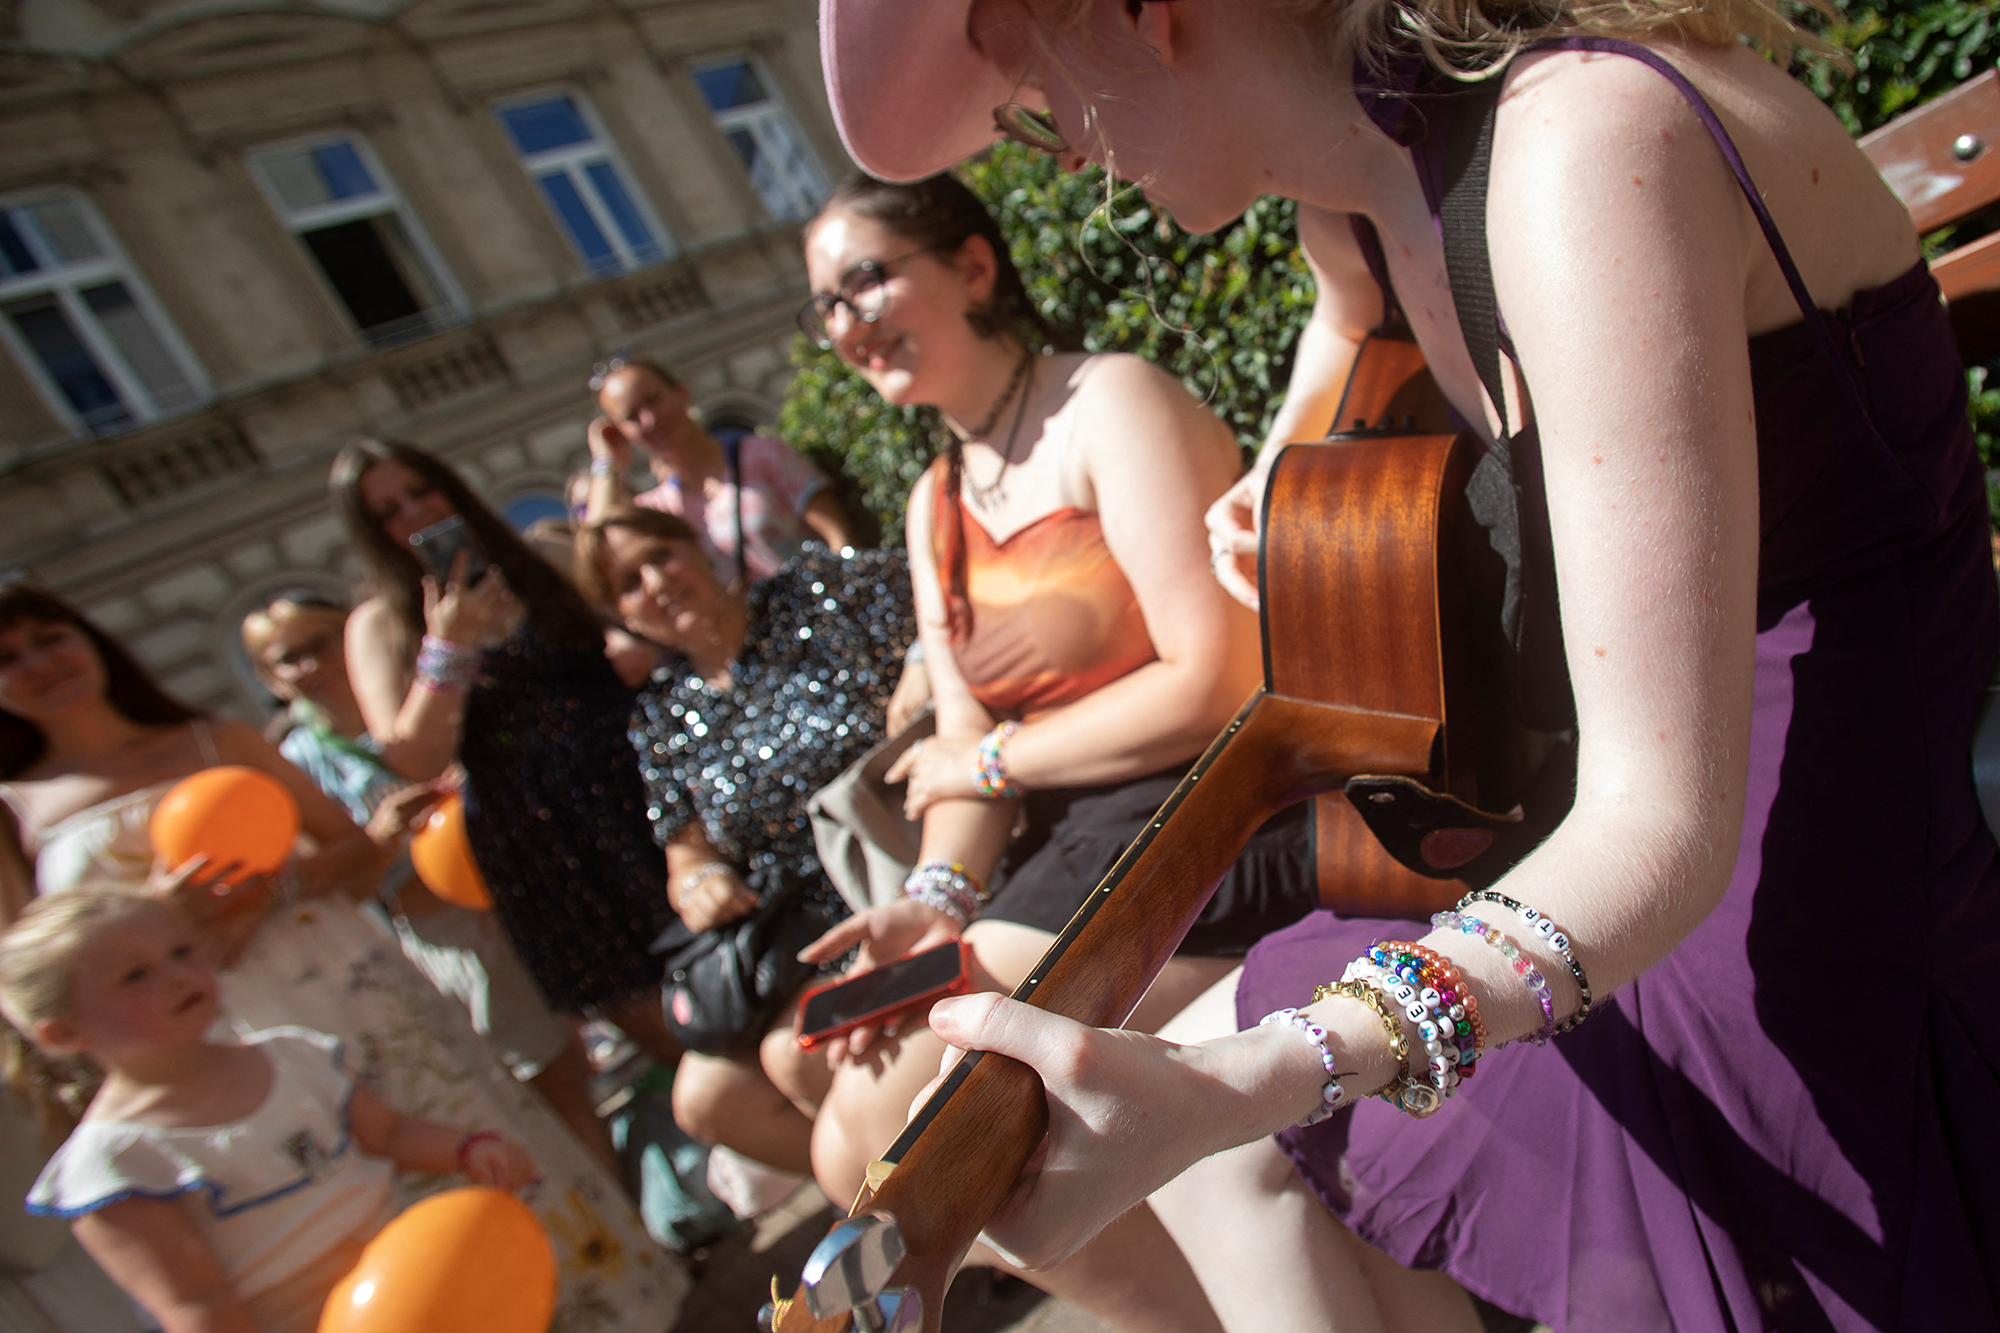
[794,941,974,1050]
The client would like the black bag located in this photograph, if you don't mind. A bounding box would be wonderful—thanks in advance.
[651,865,826,1058]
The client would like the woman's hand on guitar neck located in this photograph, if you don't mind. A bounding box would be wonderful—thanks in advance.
[923,991,1343,1270]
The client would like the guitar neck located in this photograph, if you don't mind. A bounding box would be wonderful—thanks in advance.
[775,691,1436,1330]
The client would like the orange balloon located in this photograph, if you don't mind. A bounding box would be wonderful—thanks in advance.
[149,767,300,884]
[318,1187,556,1333]
[407,792,491,910]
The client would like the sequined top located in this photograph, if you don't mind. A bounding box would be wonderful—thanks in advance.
[930,475,1158,721]
[631,547,916,917]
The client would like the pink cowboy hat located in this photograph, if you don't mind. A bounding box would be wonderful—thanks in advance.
[820,0,1024,181]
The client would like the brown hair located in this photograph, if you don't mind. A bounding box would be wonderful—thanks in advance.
[327,438,604,659]
[813,172,1074,638]
[573,506,706,615]
[0,584,202,778]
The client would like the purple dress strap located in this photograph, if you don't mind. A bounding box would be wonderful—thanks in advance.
[1527,37,1879,436]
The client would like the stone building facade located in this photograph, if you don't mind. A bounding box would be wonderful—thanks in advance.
[0,0,847,719]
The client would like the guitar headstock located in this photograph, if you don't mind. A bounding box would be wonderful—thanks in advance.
[762,1211,922,1332]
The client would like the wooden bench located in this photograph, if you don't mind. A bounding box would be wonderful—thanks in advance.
[1860,66,2000,361]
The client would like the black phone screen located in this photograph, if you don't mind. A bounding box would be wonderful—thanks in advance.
[799,942,964,1037]
[408,516,489,583]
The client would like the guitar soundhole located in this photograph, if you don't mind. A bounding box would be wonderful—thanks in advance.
[1420,827,1495,870]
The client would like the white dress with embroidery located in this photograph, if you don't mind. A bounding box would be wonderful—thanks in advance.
[1,731,688,1333]
[27,1030,395,1333]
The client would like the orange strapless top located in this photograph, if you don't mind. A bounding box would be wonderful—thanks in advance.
[933,478,1158,720]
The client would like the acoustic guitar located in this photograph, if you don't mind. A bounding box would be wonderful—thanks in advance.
[762,331,1520,1332]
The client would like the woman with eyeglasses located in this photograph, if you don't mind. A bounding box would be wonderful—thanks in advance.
[807,0,2000,1330]
[583,356,855,584]
[330,439,684,1072]
[791,171,1317,1330]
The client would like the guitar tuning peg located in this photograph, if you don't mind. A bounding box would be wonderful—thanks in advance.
[802,1212,924,1332]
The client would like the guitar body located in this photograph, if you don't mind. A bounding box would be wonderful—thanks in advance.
[765,331,1520,1333]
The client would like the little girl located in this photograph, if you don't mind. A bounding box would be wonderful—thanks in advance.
[2,889,536,1333]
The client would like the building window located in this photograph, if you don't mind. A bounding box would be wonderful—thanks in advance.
[0,193,209,438]
[496,93,672,278]
[249,137,464,348]
[693,58,829,223]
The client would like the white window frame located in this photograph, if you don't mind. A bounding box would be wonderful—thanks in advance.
[492,89,675,277]
[690,54,831,223]
[0,189,212,439]
[246,133,467,344]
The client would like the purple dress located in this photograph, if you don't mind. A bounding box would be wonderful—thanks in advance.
[1236,40,2000,1332]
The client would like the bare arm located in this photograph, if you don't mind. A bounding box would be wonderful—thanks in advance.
[345,566,518,782]
[73,1199,259,1333]
[802,490,855,550]
[1206,207,1386,608]
[664,825,758,932]
[346,1084,535,1187]
[584,416,635,522]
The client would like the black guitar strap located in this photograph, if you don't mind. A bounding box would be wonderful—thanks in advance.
[1439,75,1578,733]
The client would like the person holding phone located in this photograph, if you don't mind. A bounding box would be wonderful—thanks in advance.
[574,505,918,1174]
[787,172,1317,1331]
[331,439,682,1068]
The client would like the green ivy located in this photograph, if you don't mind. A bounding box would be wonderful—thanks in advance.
[784,2,2000,541]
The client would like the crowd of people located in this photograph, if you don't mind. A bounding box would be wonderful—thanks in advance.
[3,0,1999,1327]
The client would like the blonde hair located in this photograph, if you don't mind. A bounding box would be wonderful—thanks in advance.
[1031,0,1837,78]
[0,890,176,1144]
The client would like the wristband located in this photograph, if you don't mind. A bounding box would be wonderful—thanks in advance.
[1432,910,1556,1045]
[676,861,737,897]
[1257,1007,1348,1126]
[1310,978,1420,1114]
[902,860,986,929]
[456,1130,502,1174]
[415,635,482,694]
[1455,890,1594,1033]
[589,454,618,477]
[973,721,1022,799]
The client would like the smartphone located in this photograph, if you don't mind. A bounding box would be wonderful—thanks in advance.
[795,940,973,1050]
[408,515,489,584]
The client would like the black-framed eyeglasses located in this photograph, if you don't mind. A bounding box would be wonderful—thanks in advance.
[993,104,1068,157]
[797,247,935,350]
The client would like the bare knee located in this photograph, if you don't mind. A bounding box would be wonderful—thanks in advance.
[670,1053,742,1146]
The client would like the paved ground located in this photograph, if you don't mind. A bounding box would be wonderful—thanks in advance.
[667,1183,1549,1333]
[669,1182,1109,1333]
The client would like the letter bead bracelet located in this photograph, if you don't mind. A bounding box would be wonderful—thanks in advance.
[1256,1008,1347,1126]
[973,721,1022,798]
[1454,891,1594,1034]
[1431,910,1556,1045]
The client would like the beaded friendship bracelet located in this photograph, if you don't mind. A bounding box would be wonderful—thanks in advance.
[456,1130,502,1175]
[902,859,987,929]
[1345,958,1461,1108]
[1432,910,1557,1045]
[1455,890,1594,1034]
[415,635,482,694]
[1257,1007,1348,1126]
[1310,978,1426,1117]
[973,722,1022,799]
[1377,940,1487,1074]
[676,861,738,899]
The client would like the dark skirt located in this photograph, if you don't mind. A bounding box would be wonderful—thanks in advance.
[981,767,1316,957]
